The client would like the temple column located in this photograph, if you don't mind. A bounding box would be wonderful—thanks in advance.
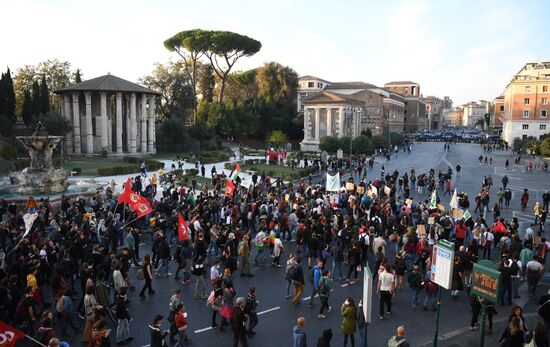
[338,107,344,137]
[116,92,123,154]
[327,108,332,137]
[129,93,137,153]
[125,96,131,152]
[84,92,93,154]
[140,95,147,153]
[62,94,73,153]
[100,92,108,151]
[147,95,156,153]
[303,109,310,140]
[314,107,320,141]
[71,92,81,155]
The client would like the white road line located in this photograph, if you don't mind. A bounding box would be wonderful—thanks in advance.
[194,306,280,334]
[301,296,311,301]
[257,306,280,315]
[340,283,349,287]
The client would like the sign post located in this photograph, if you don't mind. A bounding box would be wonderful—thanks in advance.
[362,265,372,347]
[431,239,455,347]
[471,260,501,347]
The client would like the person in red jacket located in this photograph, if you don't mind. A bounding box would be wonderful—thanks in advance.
[174,303,191,346]
[454,220,467,249]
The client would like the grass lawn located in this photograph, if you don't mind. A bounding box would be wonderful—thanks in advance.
[63,160,136,176]
[176,174,213,189]
[227,162,316,180]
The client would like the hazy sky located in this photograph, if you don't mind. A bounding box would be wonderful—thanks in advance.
[1,0,549,105]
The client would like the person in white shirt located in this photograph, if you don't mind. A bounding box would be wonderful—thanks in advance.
[525,224,535,242]
[377,264,395,320]
[509,255,522,299]
[526,257,544,297]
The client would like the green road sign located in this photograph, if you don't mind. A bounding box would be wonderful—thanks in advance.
[471,260,501,303]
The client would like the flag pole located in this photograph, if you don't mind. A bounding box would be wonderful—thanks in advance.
[121,216,141,229]
[24,333,48,347]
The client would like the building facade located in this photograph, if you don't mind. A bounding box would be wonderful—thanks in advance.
[383,81,426,132]
[501,62,550,143]
[298,76,406,151]
[489,96,504,135]
[54,74,161,155]
[461,100,489,128]
[442,107,463,127]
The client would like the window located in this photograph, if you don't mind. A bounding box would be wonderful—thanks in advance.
[540,124,547,130]
[524,98,530,105]
[522,134,528,139]
[317,82,322,88]
[523,110,530,118]
[543,85,548,92]
[307,82,314,88]
[542,98,547,105]
[542,110,548,118]
[500,105,504,112]
[525,86,531,92]
[522,124,529,130]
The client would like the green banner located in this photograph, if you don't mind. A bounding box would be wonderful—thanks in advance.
[471,260,501,303]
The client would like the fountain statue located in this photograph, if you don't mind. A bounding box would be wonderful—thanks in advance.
[10,122,69,194]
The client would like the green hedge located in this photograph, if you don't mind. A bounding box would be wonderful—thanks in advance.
[97,166,139,176]
[186,168,199,176]
[123,157,165,170]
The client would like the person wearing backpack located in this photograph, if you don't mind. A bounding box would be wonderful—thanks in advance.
[308,260,323,308]
[317,269,333,319]
[291,257,305,305]
[285,254,298,298]
[499,256,514,306]
[510,253,522,299]
[58,288,80,338]
[407,265,423,308]
[387,325,410,347]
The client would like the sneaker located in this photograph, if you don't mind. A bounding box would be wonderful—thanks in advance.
[328,306,332,313]
[387,311,392,315]
[318,314,326,319]
[286,295,291,299]
[379,316,384,320]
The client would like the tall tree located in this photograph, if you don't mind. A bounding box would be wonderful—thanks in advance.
[0,68,16,122]
[223,69,258,104]
[31,80,40,116]
[74,68,82,83]
[198,64,215,104]
[40,74,49,114]
[0,72,5,118]
[164,29,209,121]
[256,62,298,106]
[140,61,195,119]
[202,30,262,103]
[22,89,33,126]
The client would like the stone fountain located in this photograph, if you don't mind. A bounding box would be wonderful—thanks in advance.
[10,122,69,194]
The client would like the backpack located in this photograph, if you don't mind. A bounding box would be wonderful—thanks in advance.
[287,264,298,280]
[388,336,408,347]
[510,260,519,277]
[56,296,65,313]
[318,277,329,295]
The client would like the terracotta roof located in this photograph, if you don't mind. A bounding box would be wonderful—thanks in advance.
[384,81,419,86]
[54,74,161,95]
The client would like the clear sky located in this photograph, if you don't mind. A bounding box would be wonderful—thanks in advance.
[1,0,549,105]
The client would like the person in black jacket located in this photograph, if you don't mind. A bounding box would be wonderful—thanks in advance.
[232,297,248,347]
[149,314,169,347]
[317,328,333,347]
[115,288,133,345]
[155,234,171,277]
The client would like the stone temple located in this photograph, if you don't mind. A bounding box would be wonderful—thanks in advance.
[54,74,161,155]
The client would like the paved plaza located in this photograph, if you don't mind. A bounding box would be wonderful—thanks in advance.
[47,142,548,347]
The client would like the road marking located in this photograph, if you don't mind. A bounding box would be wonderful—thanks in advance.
[193,306,280,334]
[257,306,280,315]
[302,296,311,301]
[341,283,349,287]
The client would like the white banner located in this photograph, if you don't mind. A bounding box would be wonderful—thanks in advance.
[22,212,38,239]
[326,172,340,192]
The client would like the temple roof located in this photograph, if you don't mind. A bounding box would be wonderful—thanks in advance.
[54,74,161,95]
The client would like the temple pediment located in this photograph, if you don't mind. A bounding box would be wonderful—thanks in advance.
[302,91,361,104]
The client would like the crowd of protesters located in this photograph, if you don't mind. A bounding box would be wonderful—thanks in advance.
[0,143,549,347]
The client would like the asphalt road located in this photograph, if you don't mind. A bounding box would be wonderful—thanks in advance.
[58,142,549,347]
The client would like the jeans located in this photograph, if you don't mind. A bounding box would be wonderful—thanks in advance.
[423,292,436,310]
[406,253,415,272]
[176,329,188,347]
[194,275,206,297]
[332,261,343,279]
[248,311,258,333]
[60,312,80,336]
[116,318,130,343]
[286,278,292,297]
[411,287,419,306]
[390,241,399,254]
[156,258,169,276]
[139,277,154,296]
[208,241,219,255]
[500,282,512,305]
[254,248,265,264]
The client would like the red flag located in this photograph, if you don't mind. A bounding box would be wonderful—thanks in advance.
[493,219,507,234]
[178,213,189,241]
[118,178,132,204]
[225,180,236,197]
[126,192,152,218]
[0,321,26,347]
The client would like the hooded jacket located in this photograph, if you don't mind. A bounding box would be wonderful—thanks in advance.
[316,329,332,347]
[293,325,307,347]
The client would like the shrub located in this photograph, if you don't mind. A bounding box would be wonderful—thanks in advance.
[0,144,18,160]
[186,168,199,176]
[97,166,137,176]
[72,167,82,175]
[352,135,374,155]
[319,136,339,154]
[123,157,164,170]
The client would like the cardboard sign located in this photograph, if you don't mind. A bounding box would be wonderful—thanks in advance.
[428,217,435,225]
[451,208,464,219]
[346,182,355,191]
[384,186,391,195]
